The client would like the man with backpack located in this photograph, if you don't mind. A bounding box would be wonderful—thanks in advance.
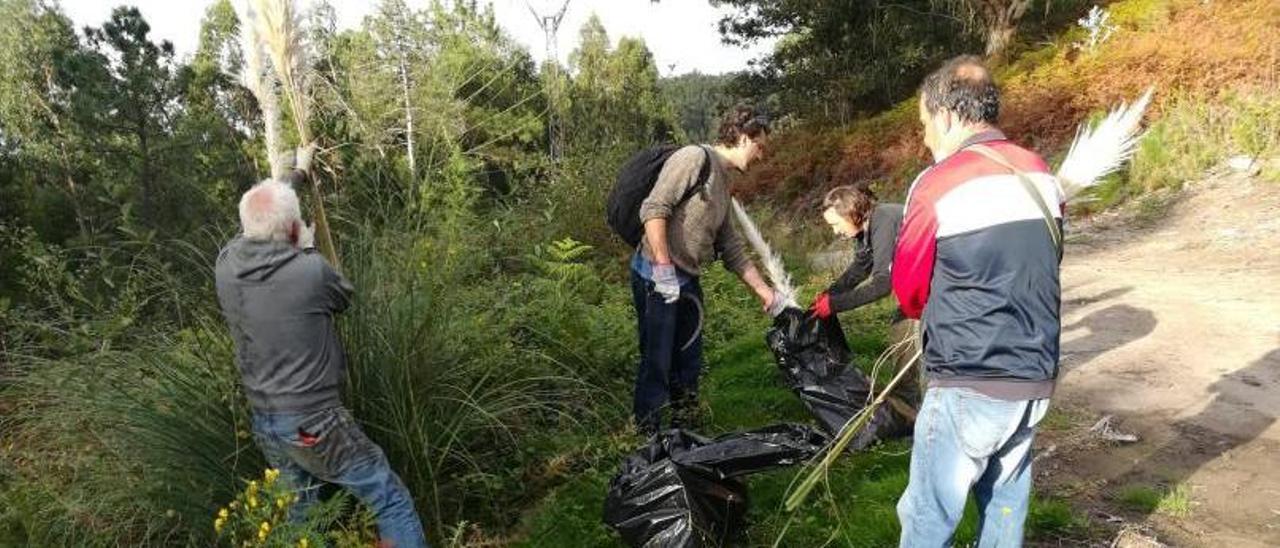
[609,105,786,435]
[893,56,1063,547]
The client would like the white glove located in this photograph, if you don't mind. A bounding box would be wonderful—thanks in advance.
[297,221,316,250]
[652,263,681,304]
[765,288,789,318]
[294,142,317,172]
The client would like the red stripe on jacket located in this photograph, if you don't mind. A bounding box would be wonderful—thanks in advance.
[891,140,1051,319]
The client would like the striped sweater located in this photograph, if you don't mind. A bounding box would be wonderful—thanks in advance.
[892,130,1063,401]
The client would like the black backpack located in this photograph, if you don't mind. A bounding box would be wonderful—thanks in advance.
[606,145,712,248]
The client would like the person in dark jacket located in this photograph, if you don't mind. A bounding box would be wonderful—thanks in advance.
[809,185,921,412]
[892,55,1063,547]
[215,178,428,548]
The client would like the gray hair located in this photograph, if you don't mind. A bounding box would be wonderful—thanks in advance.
[920,55,1000,125]
[238,179,302,242]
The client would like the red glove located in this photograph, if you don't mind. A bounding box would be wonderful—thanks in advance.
[810,292,832,319]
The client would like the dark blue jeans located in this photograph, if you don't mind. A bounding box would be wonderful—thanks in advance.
[252,407,428,548]
[630,269,704,432]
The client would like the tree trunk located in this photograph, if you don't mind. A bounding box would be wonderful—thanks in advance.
[985,24,1016,60]
[977,0,1029,62]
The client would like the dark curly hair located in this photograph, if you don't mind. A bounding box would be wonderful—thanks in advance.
[715,104,771,147]
[919,55,1000,125]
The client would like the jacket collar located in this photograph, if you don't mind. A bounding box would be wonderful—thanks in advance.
[955,129,1008,154]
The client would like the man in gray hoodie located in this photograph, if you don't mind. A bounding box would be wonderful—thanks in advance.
[215,178,427,548]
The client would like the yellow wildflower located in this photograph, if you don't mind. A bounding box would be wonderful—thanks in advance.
[264,468,280,484]
[275,496,288,509]
[213,517,225,533]
[257,521,271,541]
[248,496,259,509]
[218,508,230,519]
[298,538,310,548]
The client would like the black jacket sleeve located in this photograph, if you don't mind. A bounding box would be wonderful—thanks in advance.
[828,206,901,313]
[828,242,871,295]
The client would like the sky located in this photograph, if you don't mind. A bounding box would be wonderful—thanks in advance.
[58,0,777,76]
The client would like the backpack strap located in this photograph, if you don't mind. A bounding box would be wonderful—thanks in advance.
[968,144,1063,259]
[675,146,713,207]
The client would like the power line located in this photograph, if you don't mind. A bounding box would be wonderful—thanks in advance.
[525,0,571,158]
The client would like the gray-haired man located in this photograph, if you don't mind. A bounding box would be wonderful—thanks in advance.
[215,178,428,548]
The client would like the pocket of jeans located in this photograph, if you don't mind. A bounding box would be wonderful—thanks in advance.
[949,390,1023,459]
[293,408,379,476]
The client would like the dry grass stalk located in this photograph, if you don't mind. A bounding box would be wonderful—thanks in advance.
[244,0,338,267]
[237,3,286,180]
[783,342,921,512]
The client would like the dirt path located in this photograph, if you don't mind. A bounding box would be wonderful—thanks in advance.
[1042,163,1280,546]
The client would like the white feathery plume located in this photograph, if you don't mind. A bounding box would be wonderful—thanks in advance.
[251,0,311,143]
[1056,87,1154,202]
[731,198,800,310]
[237,3,286,180]
[246,0,340,268]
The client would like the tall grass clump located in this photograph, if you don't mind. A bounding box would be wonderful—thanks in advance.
[334,212,618,536]
[1127,89,1280,192]
[0,234,259,546]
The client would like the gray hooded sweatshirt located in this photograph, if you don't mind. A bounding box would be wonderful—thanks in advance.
[214,237,354,413]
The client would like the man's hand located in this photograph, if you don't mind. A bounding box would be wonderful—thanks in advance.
[297,222,316,250]
[652,263,680,304]
[763,288,788,317]
[810,292,833,319]
[295,142,318,173]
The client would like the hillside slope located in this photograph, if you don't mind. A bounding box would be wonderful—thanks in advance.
[739,0,1280,209]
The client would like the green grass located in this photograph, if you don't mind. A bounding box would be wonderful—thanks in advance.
[1039,406,1086,433]
[1116,483,1194,518]
[515,308,1092,546]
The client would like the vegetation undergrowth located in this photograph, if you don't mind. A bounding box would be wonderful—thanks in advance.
[515,286,1095,546]
[738,0,1280,209]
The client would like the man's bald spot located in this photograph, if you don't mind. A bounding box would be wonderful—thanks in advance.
[919,54,1000,125]
[239,179,302,241]
[952,61,990,84]
[245,183,277,214]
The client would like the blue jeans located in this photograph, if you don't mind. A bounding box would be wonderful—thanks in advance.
[252,407,428,548]
[630,269,704,432]
[897,387,1049,548]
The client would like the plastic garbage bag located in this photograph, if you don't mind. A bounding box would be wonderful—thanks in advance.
[604,424,827,547]
[674,423,829,479]
[765,308,908,444]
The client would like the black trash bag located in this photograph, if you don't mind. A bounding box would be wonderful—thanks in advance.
[604,424,827,547]
[765,308,908,445]
[674,423,829,479]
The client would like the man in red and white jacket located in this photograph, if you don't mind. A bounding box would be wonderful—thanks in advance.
[892,55,1064,547]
